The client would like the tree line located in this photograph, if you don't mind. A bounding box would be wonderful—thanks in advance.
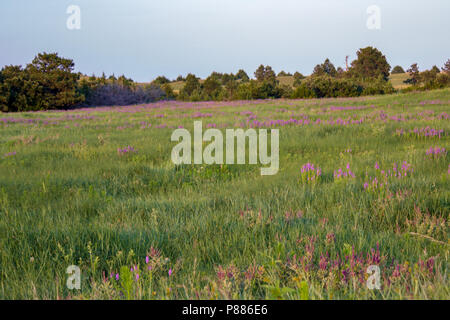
[0,48,449,112]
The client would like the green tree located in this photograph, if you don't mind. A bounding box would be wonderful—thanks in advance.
[235,69,249,82]
[224,79,238,99]
[0,65,33,112]
[391,65,405,74]
[405,63,420,85]
[442,59,450,74]
[431,65,440,75]
[221,73,234,86]
[25,52,83,109]
[420,69,438,86]
[202,76,222,100]
[312,59,337,77]
[1,52,83,111]
[350,47,391,81]
[293,71,305,87]
[152,76,170,86]
[277,71,292,77]
[180,73,200,97]
[254,65,277,85]
[161,83,176,99]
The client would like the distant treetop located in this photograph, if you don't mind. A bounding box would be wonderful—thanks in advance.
[391,65,405,74]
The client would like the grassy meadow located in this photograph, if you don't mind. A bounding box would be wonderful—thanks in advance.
[389,73,412,90]
[0,89,449,300]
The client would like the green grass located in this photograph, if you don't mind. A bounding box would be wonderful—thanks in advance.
[0,89,448,299]
[389,73,411,89]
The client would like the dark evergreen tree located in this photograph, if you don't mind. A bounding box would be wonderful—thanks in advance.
[349,47,391,81]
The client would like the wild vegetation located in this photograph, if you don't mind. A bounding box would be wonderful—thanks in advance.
[1,48,448,112]
[0,88,448,299]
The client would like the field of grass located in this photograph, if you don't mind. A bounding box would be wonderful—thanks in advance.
[0,89,449,300]
[389,73,412,90]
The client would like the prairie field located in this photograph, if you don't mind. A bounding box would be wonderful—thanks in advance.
[0,89,449,300]
[389,73,412,90]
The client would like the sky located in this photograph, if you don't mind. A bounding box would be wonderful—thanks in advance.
[1,0,449,82]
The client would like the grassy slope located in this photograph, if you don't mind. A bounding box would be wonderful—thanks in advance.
[389,73,411,89]
[0,89,448,299]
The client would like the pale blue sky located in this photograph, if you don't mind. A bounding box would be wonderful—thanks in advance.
[1,0,449,82]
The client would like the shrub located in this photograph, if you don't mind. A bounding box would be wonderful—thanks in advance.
[362,76,395,95]
[293,72,305,87]
[391,65,405,74]
[161,83,176,100]
[152,76,170,86]
[235,69,249,82]
[292,76,362,98]
[81,83,165,106]
[179,74,200,100]
[405,63,420,85]
[277,71,292,77]
[442,59,450,74]
[291,76,393,99]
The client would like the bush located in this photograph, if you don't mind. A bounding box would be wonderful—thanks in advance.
[362,76,395,95]
[152,76,170,86]
[401,73,450,93]
[235,81,281,100]
[404,64,420,85]
[292,76,362,98]
[180,74,200,98]
[277,71,292,77]
[81,83,165,106]
[161,83,176,100]
[391,66,405,74]
[293,72,305,87]
[291,76,394,99]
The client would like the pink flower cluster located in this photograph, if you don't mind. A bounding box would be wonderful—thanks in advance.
[300,163,322,184]
[426,146,447,158]
[392,161,414,178]
[363,177,387,192]
[334,163,356,181]
[411,127,445,138]
[3,151,16,158]
[117,146,137,155]
[396,127,445,139]
[364,161,413,194]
